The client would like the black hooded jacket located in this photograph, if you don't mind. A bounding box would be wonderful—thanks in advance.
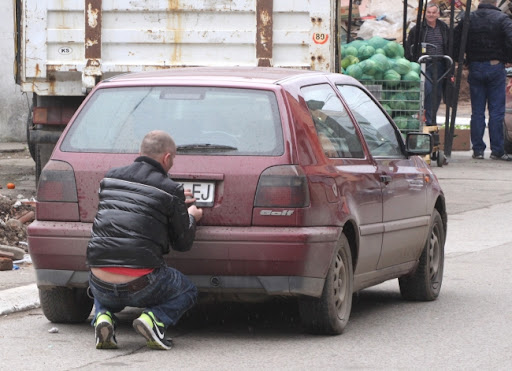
[454,3,512,63]
[86,156,196,268]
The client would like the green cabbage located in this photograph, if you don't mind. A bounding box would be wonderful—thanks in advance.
[411,62,421,75]
[341,55,360,69]
[360,59,378,75]
[394,116,409,130]
[368,36,389,50]
[406,87,420,101]
[348,39,365,50]
[383,70,401,87]
[392,58,412,75]
[407,118,421,130]
[390,93,408,112]
[344,46,358,57]
[370,53,390,73]
[383,41,405,58]
[358,45,376,61]
[346,64,363,80]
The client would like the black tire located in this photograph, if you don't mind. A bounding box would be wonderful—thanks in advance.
[299,234,353,335]
[35,144,54,186]
[39,287,93,323]
[437,150,445,167]
[26,114,36,161]
[399,209,445,301]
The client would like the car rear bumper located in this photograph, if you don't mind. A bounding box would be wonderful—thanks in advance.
[28,221,342,297]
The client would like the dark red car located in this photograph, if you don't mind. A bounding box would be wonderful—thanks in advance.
[28,67,446,335]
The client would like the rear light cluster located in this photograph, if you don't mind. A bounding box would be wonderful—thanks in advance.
[36,160,80,221]
[254,165,310,208]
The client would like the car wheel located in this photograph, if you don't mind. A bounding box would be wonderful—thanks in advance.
[299,233,353,335]
[504,124,512,154]
[39,287,93,323]
[399,209,445,301]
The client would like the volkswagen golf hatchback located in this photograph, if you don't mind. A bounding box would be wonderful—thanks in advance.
[28,67,447,335]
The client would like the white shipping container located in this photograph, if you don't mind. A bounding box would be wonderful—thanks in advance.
[16,0,337,96]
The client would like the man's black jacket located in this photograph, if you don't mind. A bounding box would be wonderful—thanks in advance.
[454,3,512,63]
[405,19,450,62]
[87,156,196,268]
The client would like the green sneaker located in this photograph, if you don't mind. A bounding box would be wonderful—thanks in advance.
[94,311,118,349]
[132,311,173,350]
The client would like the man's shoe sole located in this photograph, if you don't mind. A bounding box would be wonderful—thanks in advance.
[95,322,118,349]
[490,155,512,161]
[133,318,172,350]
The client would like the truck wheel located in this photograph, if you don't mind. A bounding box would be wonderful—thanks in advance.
[399,209,445,301]
[299,233,353,335]
[39,287,93,323]
[35,144,54,185]
[26,114,36,161]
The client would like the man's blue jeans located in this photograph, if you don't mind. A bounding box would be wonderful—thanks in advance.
[424,60,446,125]
[89,266,197,328]
[468,61,506,156]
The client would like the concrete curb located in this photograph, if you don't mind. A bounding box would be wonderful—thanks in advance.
[0,284,40,315]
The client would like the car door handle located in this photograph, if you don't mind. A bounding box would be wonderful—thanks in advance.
[380,175,392,184]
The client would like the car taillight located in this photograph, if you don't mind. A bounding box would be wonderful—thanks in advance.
[254,165,310,207]
[36,160,80,221]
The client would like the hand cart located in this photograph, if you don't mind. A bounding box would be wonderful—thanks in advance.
[418,53,453,167]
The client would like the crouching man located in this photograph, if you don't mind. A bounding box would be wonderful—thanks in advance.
[86,130,203,350]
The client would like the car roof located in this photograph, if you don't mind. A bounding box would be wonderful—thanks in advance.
[103,66,355,86]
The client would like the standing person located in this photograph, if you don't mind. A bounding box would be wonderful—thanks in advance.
[86,130,203,350]
[406,2,450,126]
[454,0,512,161]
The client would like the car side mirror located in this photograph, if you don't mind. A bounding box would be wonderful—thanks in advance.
[405,133,433,156]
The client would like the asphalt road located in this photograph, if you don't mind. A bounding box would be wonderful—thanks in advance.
[1,144,512,369]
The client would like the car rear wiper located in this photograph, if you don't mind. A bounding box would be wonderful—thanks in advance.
[177,143,238,152]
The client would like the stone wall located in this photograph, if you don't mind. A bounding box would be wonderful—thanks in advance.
[0,2,30,142]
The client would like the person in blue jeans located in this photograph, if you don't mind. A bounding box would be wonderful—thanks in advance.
[406,2,450,126]
[454,0,512,161]
[87,130,203,350]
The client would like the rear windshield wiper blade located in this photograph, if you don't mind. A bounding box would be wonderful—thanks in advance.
[177,143,238,152]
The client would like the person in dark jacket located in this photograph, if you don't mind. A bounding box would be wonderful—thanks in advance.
[87,130,203,350]
[406,2,450,126]
[454,0,512,161]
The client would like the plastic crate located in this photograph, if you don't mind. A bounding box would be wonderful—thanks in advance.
[361,80,422,136]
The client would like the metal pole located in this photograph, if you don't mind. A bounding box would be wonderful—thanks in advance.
[403,0,408,46]
[412,0,425,61]
[347,0,353,43]
[447,0,472,157]
[444,0,457,156]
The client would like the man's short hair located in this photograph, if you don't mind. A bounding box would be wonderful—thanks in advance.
[426,2,440,10]
[140,130,175,159]
[478,0,497,4]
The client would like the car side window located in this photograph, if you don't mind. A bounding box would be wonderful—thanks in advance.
[301,84,364,159]
[336,85,404,158]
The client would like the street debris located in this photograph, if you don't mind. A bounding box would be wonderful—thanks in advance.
[0,193,35,271]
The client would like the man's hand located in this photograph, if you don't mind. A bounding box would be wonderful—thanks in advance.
[184,189,196,206]
[188,204,203,222]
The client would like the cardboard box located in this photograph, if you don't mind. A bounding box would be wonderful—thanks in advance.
[438,128,471,151]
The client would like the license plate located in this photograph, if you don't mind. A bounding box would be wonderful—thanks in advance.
[180,181,215,207]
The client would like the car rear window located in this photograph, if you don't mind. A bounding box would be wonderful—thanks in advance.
[60,86,284,156]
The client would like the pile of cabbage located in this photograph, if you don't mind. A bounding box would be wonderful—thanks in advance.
[341,36,422,131]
